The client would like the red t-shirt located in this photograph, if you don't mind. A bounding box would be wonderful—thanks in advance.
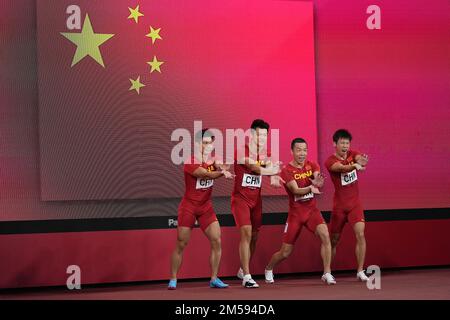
[183,156,216,204]
[232,144,271,205]
[325,150,361,208]
[280,161,320,210]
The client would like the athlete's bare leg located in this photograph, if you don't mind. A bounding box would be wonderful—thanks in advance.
[204,221,222,280]
[170,226,192,279]
[239,225,253,275]
[316,223,332,273]
[265,243,294,270]
[331,232,341,263]
[353,222,366,272]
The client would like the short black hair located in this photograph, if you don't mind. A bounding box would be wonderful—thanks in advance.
[195,128,214,143]
[291,137,307,150]
[250,119,270,131]
[333,129,352,143]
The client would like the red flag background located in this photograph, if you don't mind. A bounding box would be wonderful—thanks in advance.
[37,0,318,201]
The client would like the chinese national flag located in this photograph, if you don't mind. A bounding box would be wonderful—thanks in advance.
[37,0,317,201]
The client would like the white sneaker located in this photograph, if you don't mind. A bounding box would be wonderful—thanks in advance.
[357,270,369,282]
[242,275,259,288]
[321,272,336,285]
[237,268,244,280]
[265,269,274,284]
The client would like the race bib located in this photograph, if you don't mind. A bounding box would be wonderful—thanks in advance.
[341,169,358,186]
[241,173,262,188]
[196,178,214,189]
[294,191,314,202]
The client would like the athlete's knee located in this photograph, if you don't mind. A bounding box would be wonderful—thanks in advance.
[319,231,331,246]
[355,230,365,242]
[281,246,293,259]
[240,227,253,242]
[176,238,189,251]
[209,236,221,249]
[331,234,340,247]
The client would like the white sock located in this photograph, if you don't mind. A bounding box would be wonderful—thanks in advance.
[243,274,252,281]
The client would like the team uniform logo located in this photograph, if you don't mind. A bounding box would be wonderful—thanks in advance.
[293,168,314,201]
[196,178,214,189]
[241,158,265,188]
[341,169,358,186]
[242,173,262,188]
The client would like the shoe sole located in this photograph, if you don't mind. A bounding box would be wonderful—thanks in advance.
[322,278,336,285]
[265,280,274,284]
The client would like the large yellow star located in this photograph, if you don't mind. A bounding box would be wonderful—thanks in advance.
[129,76,145,94]
[146,26,162,44]
[61,14,114,68]
[128,5,144,24]
[147,56,164,73]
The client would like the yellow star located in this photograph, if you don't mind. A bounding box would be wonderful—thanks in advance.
[129,76,145,94]
[147,56,164,73]
[146,26,162,44]
[128,5,144,24]
[61,14,114,68]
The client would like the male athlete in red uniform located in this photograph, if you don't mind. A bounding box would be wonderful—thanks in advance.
[264,138,336,285]
[325,129,370,281]
[233,119,282,288]
[169,129,234,289]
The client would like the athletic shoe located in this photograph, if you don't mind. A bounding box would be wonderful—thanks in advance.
[357,270,369,282]
[265,269,274,284]
[242,275,259,288]
[321,272,336,285]
[168,279,177,290]
[210,278,229,288]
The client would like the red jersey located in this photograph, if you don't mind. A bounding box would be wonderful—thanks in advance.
[232,144,270,205]
[280,161,320,210]
[325,150,361,208]
[183,156,216,204]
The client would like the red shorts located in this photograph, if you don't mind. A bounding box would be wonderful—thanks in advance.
[231,195,262,232]
[178,199,218,231]
[329,201,365,234]
[282,207,326,245]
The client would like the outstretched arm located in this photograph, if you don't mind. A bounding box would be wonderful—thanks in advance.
[241,158,281,176]
[191,167,226,180]
[285,180,321,196]
[329,162,364,173]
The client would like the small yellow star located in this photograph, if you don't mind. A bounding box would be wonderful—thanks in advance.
[147,56,164,73]
[129,76,145,94]
[128,5,144,24]
[146,26,162,44]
